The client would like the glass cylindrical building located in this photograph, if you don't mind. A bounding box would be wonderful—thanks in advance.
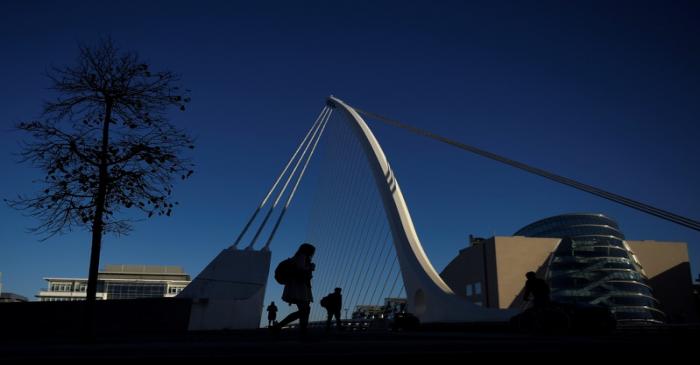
[515,213,665,324]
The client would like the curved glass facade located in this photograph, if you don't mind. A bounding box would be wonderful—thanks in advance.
[515,213,665,324]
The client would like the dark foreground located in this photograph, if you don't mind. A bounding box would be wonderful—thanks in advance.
[2,325,698,360]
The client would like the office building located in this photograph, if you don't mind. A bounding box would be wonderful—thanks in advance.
[36,264,190,302]
[440,213,697,324]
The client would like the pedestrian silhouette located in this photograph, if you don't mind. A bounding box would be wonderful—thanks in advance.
[266,301,278,327]
[523,271,550,309]
[271,243,316,336]
[321,287,343,331]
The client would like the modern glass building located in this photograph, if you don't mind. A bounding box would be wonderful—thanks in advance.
[514,213,666,324]
[36,264,190,302]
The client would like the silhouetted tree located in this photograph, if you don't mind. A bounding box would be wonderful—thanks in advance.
[6,38,194,305]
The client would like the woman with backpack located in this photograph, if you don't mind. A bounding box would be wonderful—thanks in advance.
[271,243,316,335]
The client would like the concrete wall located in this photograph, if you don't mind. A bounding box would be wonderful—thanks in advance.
[492,237,559,309]
[440,236,558,310]
[440,239,498,307]
[628,240,698,323]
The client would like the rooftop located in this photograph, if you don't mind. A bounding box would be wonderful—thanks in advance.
[102,264,186,275]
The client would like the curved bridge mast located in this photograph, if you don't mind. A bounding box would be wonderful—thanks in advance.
[327,96,512,322]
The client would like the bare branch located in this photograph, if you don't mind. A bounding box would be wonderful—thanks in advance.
[7,38,195,238]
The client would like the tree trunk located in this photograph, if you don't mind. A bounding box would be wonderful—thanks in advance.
[84,98,113,336]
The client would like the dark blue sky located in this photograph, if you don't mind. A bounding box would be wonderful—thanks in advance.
[1,1,698,309]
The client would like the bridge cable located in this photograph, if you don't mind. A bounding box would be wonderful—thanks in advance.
[320,125,375,302]
[303,120,335,255]
[337,167,382,291]
[358,228,392,308]
[331,117,389,315]
[374,256,399,306]
[262,109,333,250]
[324,156,375,315]
[352,106,700,232]
[305,116,345,318]
[309,121,368,321]
[312,114,388,320]
[246,107,330,249]
[313,122,376,321]
[398,283,406,299]
[353,223,390,309]
[342,189,383,311]
[371,230,401,306]
[303,112,407,320]
[387,261,403,299]
[345,203,388,312]
[303,117,341,321]
[311,118,366,312]
[231,106,329,248]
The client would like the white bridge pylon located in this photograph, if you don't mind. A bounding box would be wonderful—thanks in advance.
[327,96,514,322]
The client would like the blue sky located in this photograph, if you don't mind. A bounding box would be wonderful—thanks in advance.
[1,0,698,313]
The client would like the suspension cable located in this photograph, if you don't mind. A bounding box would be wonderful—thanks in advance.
[359,228,392,307]
[351,106,700,232]
[230,106,329,248]
[310,119,367,318]
[345,196,386,309]
[262,109,333,249]
[246,107,330,249]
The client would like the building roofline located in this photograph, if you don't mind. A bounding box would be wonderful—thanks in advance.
[43,277,190,283]
[514,213,619,235]
[100,264,186,274]
[98,271,188,276]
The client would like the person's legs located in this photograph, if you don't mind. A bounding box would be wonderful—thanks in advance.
[325,310,332,331]
[298,302,311,333]
[276,309,301,328]
[334,310,342,328]
[531,298,548,332]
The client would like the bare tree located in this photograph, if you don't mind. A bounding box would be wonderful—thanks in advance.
[6,38,194,304]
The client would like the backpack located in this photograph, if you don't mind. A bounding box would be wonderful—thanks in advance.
[274,258,296,285]
[320,294,331,308]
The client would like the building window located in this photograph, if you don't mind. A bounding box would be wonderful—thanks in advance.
[106,282,167,300]
[466,282,483,298]
[50,283,73,292]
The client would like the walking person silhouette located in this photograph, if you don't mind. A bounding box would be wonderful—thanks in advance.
[321,287,343,331]
[271,243,316,336]
[266,301,278,327]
